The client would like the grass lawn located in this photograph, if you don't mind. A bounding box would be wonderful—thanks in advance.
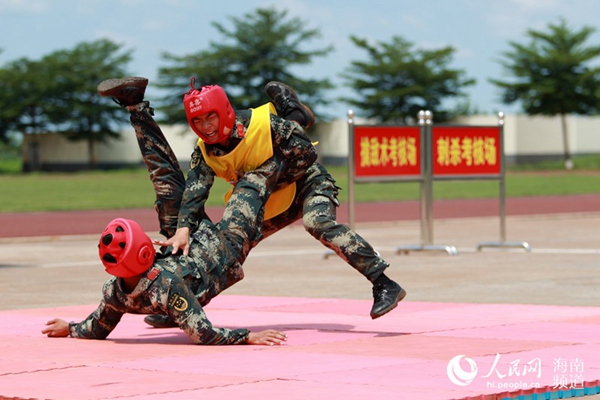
[1,160,600,213]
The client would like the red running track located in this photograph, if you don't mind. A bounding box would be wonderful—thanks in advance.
[1,194,599,238]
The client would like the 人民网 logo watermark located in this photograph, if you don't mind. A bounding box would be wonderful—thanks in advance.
[447,355,478,386]
[446,353,585,391]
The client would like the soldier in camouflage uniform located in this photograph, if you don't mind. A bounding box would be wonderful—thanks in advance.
[163,79,407,322]
[41,76,314,345]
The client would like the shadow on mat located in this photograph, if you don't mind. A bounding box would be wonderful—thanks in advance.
[245,323,408,337]
[109,323,407,345]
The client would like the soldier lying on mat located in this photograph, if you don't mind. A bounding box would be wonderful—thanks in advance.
[42,163,288,345]
[41,77,318,345]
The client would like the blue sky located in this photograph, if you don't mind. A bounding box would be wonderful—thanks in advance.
[2,0,600,117]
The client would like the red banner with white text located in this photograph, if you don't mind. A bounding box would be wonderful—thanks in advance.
[432,126,501,176]
[354,126,422,178]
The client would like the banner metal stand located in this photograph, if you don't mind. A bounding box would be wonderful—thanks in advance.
[324,110,527,260]
[396,111,458,256]
[476,112,531,252]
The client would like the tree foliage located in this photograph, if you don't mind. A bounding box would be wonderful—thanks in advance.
[156,7,334,125]
[491,18,600,115]
[340,35,475,124]
[0,39,133,168]
[490,18,600,167]
[0,57,51,141]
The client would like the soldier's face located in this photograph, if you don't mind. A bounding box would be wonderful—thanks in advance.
[193,112,220,143]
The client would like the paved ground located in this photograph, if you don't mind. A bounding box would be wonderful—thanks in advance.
[2,204,600,309]
[2,195,600,309]
[1,196,600,399]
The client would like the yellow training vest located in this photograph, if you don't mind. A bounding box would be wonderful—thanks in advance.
[197,103,296,220]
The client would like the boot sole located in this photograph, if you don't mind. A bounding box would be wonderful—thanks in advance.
[97,77,148,96]
[370,287,407,320]
[266,81,315,128]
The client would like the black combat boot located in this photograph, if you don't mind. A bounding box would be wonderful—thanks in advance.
[265,81,315,128]
[97,77,148,107]
[370,279,406,319]
[144,314,178,328]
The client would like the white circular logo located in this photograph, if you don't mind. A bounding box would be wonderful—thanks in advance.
[447,355,478,386]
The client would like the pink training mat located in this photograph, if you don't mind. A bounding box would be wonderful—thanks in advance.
[1,295,599,400]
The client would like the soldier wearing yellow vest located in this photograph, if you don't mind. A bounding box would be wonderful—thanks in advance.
[154,78,406,326]
[197,102,298,221]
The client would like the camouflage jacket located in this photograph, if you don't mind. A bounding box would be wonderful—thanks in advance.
[178,109,317,230]
[68,225,250,345]
[67,160,279,345]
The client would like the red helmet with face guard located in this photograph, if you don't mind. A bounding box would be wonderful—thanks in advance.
[183,77,235,144]
[98,218,156,278]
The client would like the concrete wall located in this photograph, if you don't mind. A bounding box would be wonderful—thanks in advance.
[20,114,600,171]
[22,124,199,171]
[313,116,372,165]
[504,114,600,163]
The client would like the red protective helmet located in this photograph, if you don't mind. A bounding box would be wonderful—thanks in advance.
[98,218,156,278]
[183,77,235,144]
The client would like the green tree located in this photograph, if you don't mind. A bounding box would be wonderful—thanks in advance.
[0,39,133,169]
[0,58,51,136]
[0,48,7,143]
[340,35,475,124]
[0,57,54,170]
[490,18,600,169]
[41,39,134,168]
[156,7,334,125]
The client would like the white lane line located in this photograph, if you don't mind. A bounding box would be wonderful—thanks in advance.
[40,261,101,268]
[381,246,600,255]
[33,247,600,269]
[523,248,600,254]
[246,246,600,256]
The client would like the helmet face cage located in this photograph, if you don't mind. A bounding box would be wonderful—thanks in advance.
[183,81,235,144]
[98,218,155,278]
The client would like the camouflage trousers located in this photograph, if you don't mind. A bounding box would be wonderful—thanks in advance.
[260,162,390,283]
[126,102,185,238]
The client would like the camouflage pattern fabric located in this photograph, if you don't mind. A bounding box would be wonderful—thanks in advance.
[178,109,317,230]
[259,162,390,282]
[179,109,390,283]
[68,102,282,345]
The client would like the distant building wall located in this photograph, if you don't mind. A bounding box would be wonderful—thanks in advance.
[506,114,599,164]
[21,124,199,172]
[20,114,600,171]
